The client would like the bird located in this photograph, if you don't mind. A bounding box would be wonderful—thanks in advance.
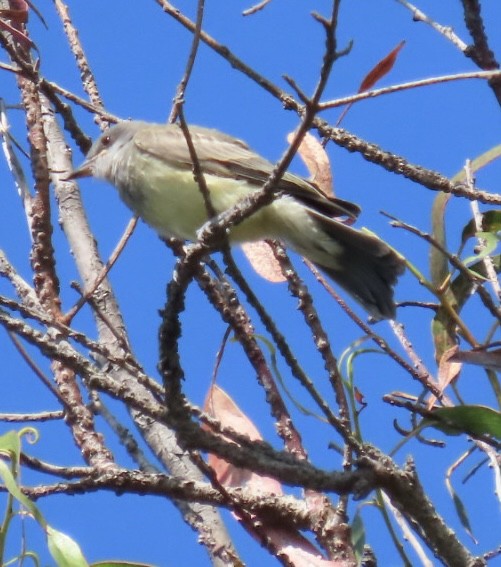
[69,120,404,319]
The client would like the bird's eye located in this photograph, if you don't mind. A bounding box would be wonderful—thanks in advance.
[102,135,111,147]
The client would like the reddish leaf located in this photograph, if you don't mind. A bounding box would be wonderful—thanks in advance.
[204,385,282,493]
[287,131,334,197]
[0,9,27,23]
[354,386,366,405]
[8,0,29,10]
[336,41,405,127]
[257,528,343,566]
[0,17,34,48]
[204,386,344,565]
[241,241,286,283]
[0,0,29,25]
[358,40,405,93]
[244,130,336,283]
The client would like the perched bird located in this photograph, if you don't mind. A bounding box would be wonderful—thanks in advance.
[69,121,404,319]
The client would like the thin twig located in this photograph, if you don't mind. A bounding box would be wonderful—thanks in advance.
[465,161,501,302]
[53,0,106,127]
[0,410,63,422]
[7,330,63,402]
[155,0,501,205]
[64,216,139,324]
[0,294,163,400]
[388,214,501,327]
[0,99,33,231]
[304,260,444,399]
[461,0,501,103]
[168,0,205,123]
[395,0,468,51]
[89,392,160,473]
[319,69,501,110]
[242,0,272,17]
[223,246,352,441]
[210,326,232,384]
[381,491,434,567]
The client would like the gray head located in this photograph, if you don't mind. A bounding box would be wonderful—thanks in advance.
[69,121,147,181]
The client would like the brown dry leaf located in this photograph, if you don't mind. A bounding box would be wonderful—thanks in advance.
[359,40,406,93]
[427,346,462,409]
[205,386,341,565]
[287,131,333,197]
[241,240,286,283]
[451,348,501,371]
[204,384,282,493]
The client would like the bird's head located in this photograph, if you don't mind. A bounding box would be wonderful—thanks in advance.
[68,121,145,181]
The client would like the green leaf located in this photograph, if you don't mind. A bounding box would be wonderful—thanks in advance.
[253,334,322,420]
[423,405,501,439]
[451,145,501,185]
[0,428,38,467]
[432,255,501,362]
[0,430,44,527]
[462,231,500,266]
[431,147,501,362]
[461,210,501,244]
[0,459,45,527]
[47,526,89,567]
[449,254,501,312]
[350,511,366,562]
[451,490,477,543]
[445,463,478,543]
[0,430,22,459]
[430,192,452,288]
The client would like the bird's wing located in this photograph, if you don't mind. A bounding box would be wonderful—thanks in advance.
[134,124,360,223]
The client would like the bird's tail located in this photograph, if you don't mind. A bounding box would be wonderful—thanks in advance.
[300,213,405,320]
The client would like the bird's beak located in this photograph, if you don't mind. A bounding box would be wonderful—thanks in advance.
[65,159,92,180]
[65,151,101,180]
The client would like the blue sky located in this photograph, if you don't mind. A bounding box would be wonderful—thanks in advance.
[0,1,500,565]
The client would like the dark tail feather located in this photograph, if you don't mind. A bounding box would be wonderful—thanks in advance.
[312,217,405,320]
